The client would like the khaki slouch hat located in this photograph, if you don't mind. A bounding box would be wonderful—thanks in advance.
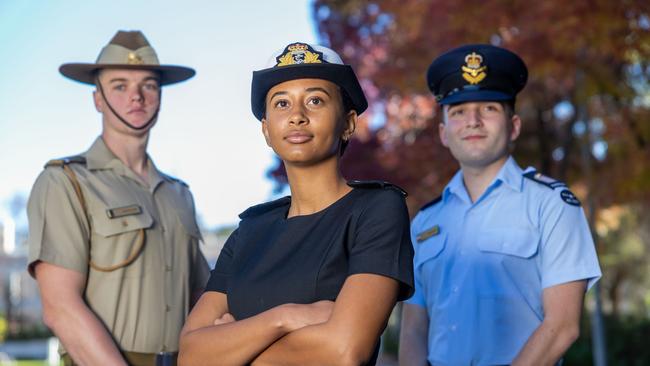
[59,30,195,85]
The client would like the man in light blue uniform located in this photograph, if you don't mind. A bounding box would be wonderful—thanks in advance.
[399,44,602,366]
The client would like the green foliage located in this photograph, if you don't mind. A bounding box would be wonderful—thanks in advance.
[565,315,650,365]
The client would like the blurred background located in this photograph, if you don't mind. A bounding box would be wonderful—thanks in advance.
[1,0,649,365]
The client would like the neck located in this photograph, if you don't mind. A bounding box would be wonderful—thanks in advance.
[460,155,509,203]
[284,157,351,217]
[102,128,150,184]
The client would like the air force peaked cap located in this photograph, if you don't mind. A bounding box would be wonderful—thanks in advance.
[251,42,368,121]
[427,44,528,105]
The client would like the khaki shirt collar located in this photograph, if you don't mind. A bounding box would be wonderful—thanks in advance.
[85,137,165,192]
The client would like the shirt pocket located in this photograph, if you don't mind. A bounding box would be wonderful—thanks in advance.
[477,228,539,258]
[176,210,202,241]
[88,203,154,277]
[414,231,447,270]
[91,204,153,237]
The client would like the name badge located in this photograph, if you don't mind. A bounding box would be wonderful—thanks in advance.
[106,204,142,219]
[416,225,440,243]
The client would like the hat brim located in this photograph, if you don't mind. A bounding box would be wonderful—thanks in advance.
[251,63,368,121]
[438,90,514,105]
[59,63,195,86]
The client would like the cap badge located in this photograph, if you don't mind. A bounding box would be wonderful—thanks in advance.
[276,43,323,67]
[127,52,144,65]
[461,52,487,85]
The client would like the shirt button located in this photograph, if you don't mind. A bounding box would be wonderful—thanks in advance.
[165,305,171,312]
[165,265,172,272]
[453,286,459,293]
[451,325,457,331]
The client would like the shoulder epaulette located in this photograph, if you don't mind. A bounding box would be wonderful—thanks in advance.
[523,171,566,190]
[347,180,407,197]
[44,155,86,168]
[160,172,189,187]
[419,195,442,212]
[239,196,291,219]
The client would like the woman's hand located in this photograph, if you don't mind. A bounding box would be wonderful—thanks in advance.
[213,313,236,326]
[280,300,334,332]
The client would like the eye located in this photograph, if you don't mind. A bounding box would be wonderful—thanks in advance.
[143,82,160,91]
[274,99,289,108]
[484,103,501,112]
[449,108,463,117]
[113,84,127,91]
[307,96,324,106]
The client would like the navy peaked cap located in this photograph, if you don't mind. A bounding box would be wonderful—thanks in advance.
[427,44,528,105]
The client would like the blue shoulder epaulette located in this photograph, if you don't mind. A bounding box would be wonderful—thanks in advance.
[523,171,566,190]
[239,196,291,219]
[347,180,407,197]
[523,170,582,206]
[419,195,442,211]
[160,172,189,187]
[44,155,86,168]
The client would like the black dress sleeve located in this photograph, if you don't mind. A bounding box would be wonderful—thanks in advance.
[205,228,239,293]
[348,190,415,301]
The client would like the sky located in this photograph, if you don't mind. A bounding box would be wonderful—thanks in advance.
[0,0,317,230]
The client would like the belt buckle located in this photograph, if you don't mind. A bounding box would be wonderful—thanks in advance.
[155,352,177,366]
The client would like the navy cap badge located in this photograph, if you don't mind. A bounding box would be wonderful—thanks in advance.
[276,43,324,67]
[461,52,487,85]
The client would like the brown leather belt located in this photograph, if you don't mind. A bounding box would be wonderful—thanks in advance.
[62,351,178,366]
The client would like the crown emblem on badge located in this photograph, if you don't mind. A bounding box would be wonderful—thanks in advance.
[461,52,487,84]
[127,52,144,65]
[276,43,323,67]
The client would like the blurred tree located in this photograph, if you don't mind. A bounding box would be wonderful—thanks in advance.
[268,0,650,212]
[267,0,650,318]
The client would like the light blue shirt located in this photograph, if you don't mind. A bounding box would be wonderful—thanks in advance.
[407,157,601,366]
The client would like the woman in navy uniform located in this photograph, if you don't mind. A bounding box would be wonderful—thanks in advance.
[179,42,414,365]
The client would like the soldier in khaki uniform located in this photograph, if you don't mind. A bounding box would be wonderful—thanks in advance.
[26,30,210,366]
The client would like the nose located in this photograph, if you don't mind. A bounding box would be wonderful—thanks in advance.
[288,104,308,125]
[465,107,482,128]
[131,88,144,103]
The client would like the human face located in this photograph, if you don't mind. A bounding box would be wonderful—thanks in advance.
[262,78,355,166]
[439,101,521,170]
[94,69,161,135]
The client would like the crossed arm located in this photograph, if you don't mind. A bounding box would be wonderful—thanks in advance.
[398,280,586,366]
[178,273,400,366]
[34,261,127,366]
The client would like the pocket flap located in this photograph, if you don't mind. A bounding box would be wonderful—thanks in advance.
[177,212,202,240]
[478,228,539,258]
[92,204,153,237]
[414,231,447,269]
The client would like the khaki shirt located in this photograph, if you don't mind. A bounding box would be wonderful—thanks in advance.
[27,137,210,353]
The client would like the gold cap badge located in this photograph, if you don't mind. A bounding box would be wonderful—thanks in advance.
[461,52,487,85]
[276,43,323,67]
[127,52,144,65]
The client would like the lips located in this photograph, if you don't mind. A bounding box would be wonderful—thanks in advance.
[128,108,147,115]
[284,130,314,144]
[462,134,486,141]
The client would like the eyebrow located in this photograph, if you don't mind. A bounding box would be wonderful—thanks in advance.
[108,76,160,83]
[305,87,331,97]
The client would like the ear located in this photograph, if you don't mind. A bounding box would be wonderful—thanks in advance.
[510,114,522,142]
[93,89,103,113]
[261,118,272,147]
[342,110,357,140]
[438,121,449,147]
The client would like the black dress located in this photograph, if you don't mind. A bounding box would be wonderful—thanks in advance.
[206,181,414,365]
